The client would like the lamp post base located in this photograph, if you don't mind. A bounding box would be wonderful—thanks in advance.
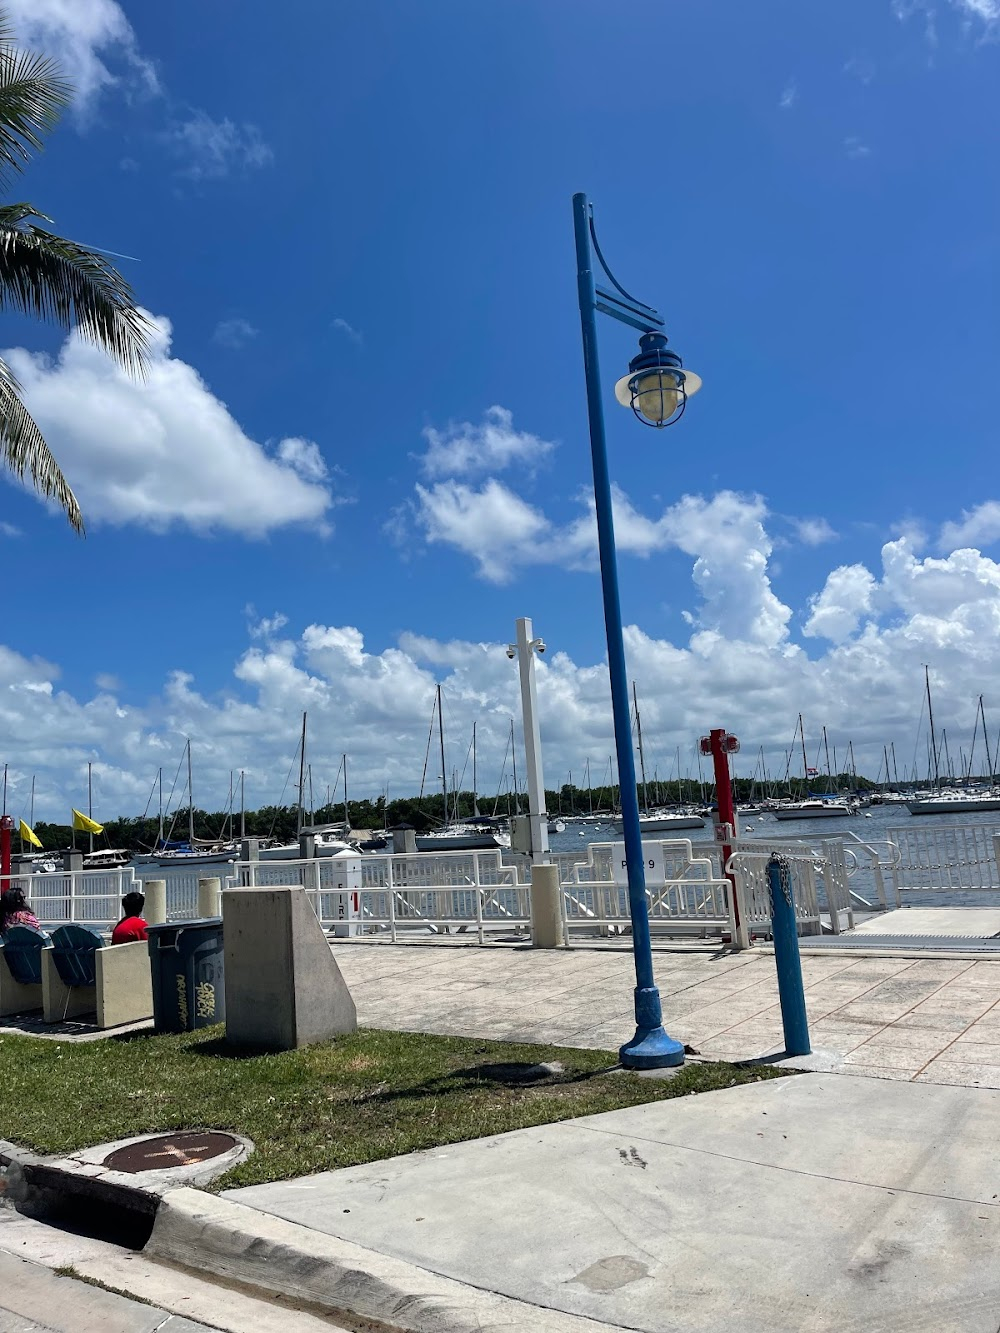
[619,1025,685,1070]
[619,985,685,1069]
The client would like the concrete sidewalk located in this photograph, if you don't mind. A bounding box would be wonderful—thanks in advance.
[223,1073,1000,1333]
[330,940,1000,1087]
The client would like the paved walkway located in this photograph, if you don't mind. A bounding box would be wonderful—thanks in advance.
[330,940,1000,1087]
[228,1073,1000,1332]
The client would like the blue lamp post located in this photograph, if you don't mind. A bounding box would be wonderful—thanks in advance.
[573,192,701,1070]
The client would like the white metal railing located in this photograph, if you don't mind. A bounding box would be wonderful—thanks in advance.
[886,823,1000,906]
[233,850,531,943]
[725,847,825,948]
[550,839,735,942]
[12,867,139,930]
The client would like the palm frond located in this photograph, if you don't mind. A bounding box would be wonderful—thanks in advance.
[0,40,70,180]
[0,354,83,533]
[0,205,152,377]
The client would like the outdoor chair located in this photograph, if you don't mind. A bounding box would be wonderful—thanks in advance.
[42,924,153,1028]
[0,925,49,1016]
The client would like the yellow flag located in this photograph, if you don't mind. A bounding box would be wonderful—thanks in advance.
[19,819,42,848]
[72,808,104,835]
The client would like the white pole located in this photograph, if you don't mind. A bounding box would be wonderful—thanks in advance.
[514,617,550,864]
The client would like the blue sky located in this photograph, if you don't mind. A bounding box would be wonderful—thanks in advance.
[3,0,1000,820]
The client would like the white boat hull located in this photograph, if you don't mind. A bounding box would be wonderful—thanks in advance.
[612,815,705,833]
[906,797,1000,815]
[772,805,854,820]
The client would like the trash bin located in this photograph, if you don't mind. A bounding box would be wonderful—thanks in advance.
[147,917,225,1033]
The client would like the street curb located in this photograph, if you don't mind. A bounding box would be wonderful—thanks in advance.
[145,1186,615,1333]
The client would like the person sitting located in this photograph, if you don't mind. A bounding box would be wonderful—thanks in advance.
[111,891,149,945]
[0,887,43,936]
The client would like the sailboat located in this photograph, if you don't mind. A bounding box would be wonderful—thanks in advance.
[907,673,1000,814]
[415,691,510,851]
[260,716,359,860]
[139,741,240,866]
[611,686,704,834]
[772,716,857,819]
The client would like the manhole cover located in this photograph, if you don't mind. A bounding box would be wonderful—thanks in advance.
[102,1131,237,1173]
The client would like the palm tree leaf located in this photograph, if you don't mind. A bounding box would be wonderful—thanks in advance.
[0,353,83,533]
[0,42,70,180]
[0,205,152,376]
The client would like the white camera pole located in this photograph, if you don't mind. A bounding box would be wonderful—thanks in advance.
[513,617,550,864]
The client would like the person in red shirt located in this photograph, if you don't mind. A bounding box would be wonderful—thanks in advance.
[111,891,149,945]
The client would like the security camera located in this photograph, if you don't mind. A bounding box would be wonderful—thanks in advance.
[506,645,516,660]
[535,640,546,654]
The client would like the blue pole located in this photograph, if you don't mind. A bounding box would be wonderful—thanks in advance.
[573,192,684,1071]
[767,856,811,1056]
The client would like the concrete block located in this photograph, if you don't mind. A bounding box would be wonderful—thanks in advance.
[41,949,95,1022]
[224,887,356,1050]
[530,864,563,948]
[96,940,154,1029]
[0,947,43,1016]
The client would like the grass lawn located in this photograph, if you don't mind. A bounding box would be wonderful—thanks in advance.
[0,1027,788,1189]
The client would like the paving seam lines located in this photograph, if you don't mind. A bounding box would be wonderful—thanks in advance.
[709,956,975,1055]
[565,1120,1000,1209]
[911,991,1000,1079]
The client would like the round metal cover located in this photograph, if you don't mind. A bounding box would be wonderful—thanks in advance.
[102,1131,237,1173]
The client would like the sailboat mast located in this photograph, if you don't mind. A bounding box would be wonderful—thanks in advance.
[187,740,195,845]
[586,757,593,815]
[240,770,245,840]
[29,775,34,829]
[158,768,164,847]
[799,714,809,792]
[437,686,448,826]
[472,722,479,817]
[343,753,349,832]
[823,727,832,791]
[296,712,307,835]
[88,760,94,855]
[631,682,648,813]
[925,666,940,788]
[510,718,518,817]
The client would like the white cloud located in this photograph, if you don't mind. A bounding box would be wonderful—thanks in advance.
[5,312,332,536]
[415,478,549,581]
[779,81,797,109]
[804,564,878,643]
[95,672,120,691]
[413,472,791,648]
[164,111,273,180]
[844,136,872,158]
[420,406,555,480]
[212,318,258,350]
[276,437,328,484]
[14,527,1000,823]
[332,318,363,346]
[939,501,1000,551]
[0,521,21,538]
[843,54,876,84]
[6,0,158,114]
[792,517,838,546]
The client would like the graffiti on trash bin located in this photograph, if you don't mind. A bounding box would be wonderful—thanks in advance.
[195,980,216,1020]
[176,974,189,1027]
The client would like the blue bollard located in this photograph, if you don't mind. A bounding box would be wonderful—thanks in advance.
[767,856,811,1057]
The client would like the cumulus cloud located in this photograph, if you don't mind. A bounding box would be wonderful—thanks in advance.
[212,318,258,350]
[6,0,158,113]
[5,312,332,536]
[804,564,878,643]
[420,406,556,479]
[939,501,1000,551]
[13,536,1000,825]
[779,80,797,109]
[791,517,838,546]
[164,112,273,180]
[415,478,548,580]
